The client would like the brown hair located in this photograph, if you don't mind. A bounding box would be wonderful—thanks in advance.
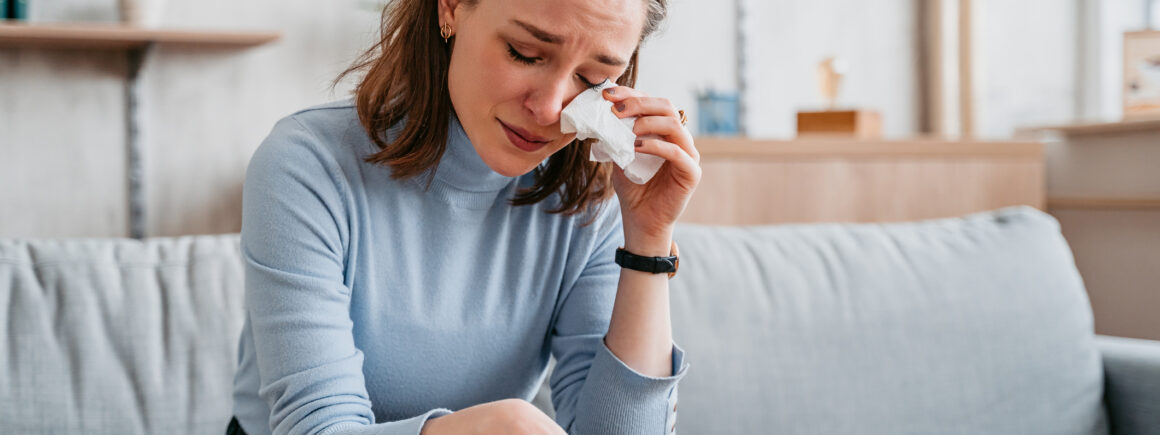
[337,0,669,216]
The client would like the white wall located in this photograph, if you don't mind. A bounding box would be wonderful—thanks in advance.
[1,0,381,237]
[971,0,1079,139]
[636,0,737,136]
[639,0,920,139]
[1090,0,1151,121]
[139,1,382,236]
[0,51,128,237]
[744,0,918,138]
[971,0,1154,135]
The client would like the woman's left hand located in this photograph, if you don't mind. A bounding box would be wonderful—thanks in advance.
[602,86,701,254]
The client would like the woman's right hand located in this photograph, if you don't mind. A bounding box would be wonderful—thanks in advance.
[420,399,566,435]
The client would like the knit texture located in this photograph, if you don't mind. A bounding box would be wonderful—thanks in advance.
[232,101,687,435]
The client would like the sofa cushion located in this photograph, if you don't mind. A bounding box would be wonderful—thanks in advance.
[0,235,244,434]
[668,206,1107,434]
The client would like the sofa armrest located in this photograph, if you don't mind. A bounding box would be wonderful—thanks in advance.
[1097,335,1160,435]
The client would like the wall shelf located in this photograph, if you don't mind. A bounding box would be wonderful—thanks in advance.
[0,22,281,50]
[1047,197,1160,210]
[1,22,280,238]
[1020,118,1160,137]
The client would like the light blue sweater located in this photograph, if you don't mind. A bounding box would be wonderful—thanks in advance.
[232,101,687,435]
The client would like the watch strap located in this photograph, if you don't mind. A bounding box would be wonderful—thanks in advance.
[614,241,680,278]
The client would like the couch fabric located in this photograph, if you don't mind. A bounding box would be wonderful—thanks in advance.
[667,206,1108,434]
[0,235,244,434]
[2,206,1154,434]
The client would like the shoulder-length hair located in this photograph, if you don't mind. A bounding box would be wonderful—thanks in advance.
[337,0,668,216]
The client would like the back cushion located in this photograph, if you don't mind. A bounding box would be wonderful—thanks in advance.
[668,207,1107,435]
[0,235,244,434]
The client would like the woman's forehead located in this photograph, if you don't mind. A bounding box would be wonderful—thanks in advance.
[487,0,645,46]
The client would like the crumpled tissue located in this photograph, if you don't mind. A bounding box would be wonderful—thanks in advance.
[560,80,666,184]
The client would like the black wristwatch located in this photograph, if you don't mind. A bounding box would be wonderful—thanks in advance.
[614,240,680,279]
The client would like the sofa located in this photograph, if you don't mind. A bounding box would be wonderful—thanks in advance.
[2,206,1158,434]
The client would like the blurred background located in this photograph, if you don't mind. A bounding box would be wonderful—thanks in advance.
[1,0,1158,339]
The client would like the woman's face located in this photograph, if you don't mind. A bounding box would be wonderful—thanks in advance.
[441,0,645,177]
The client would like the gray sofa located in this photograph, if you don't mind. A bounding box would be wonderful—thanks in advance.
[2,206,1158,434]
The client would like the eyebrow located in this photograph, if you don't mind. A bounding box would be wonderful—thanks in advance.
[511,19,627,67]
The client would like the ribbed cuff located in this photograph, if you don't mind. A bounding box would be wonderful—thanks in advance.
[315,408,453,435]
[570,341,689,435]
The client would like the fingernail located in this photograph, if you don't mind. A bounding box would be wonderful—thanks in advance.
[605,88,615,95]
[634,139,642,148]
[615,103,626,112]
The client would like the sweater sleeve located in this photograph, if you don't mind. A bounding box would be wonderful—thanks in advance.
[547,202,689,435]
[242,117,451,435]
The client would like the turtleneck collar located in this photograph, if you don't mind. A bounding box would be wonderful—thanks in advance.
[432,112,518,194]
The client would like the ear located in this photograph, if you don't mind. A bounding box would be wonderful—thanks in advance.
[437,0,461,29]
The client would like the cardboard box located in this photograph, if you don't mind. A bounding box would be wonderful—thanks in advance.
[796,110,881,139]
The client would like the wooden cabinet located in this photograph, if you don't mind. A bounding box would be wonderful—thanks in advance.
[681,137,1045,225]
[1026,119,1160,341]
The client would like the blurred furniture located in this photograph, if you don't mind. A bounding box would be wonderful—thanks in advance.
[0,22,280,49]
[0,22,279,238]
[1022,119,1160,341]
[1123,31,1160,120]
[667,206,1157,434]
[4,208,1160,434]
[0,235,244,434]
[681,137,1044,225]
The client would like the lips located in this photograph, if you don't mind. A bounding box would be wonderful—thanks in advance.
[499,120,551,152]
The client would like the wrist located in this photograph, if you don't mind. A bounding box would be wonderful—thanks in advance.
[622,227,673,257]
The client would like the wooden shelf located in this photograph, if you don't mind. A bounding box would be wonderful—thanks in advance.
[0,22,281,50]
[1021,118,1160,137]
[694,137,1042,159]
[1048,196,1160,210]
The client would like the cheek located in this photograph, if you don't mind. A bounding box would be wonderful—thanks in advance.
[473,53,545,107]
[480,61,531,106]
[450,42,514,110]
[449,42,547,121]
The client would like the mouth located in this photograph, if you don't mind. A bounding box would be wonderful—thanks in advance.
[499,119,551,152]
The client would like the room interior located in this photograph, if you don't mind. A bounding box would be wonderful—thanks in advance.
[2,0,1159,434]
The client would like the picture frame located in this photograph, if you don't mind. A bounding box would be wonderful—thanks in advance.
[1124,31,1160,120]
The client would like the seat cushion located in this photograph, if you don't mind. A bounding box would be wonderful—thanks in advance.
[0,235,244,434]
[668,207,1107,434]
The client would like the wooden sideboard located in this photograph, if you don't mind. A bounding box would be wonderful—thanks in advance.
[681,137,1045,225]
[1022,120,1160,341]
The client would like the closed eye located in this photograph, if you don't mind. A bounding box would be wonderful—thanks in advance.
[508,43,604,89]
[578,75,600,88]
[507,44,540,65]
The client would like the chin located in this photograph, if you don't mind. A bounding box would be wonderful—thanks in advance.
[488,139,560,178]
[491,161,537,177]
[480,146,543,177]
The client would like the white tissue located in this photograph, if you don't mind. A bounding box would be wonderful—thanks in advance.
[560,80,666,184]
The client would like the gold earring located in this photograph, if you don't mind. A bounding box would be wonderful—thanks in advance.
[440,23,454,43]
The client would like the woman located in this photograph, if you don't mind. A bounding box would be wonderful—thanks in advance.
[229,0,699,433]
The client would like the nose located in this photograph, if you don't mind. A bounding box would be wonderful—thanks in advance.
[524,74,581,127]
